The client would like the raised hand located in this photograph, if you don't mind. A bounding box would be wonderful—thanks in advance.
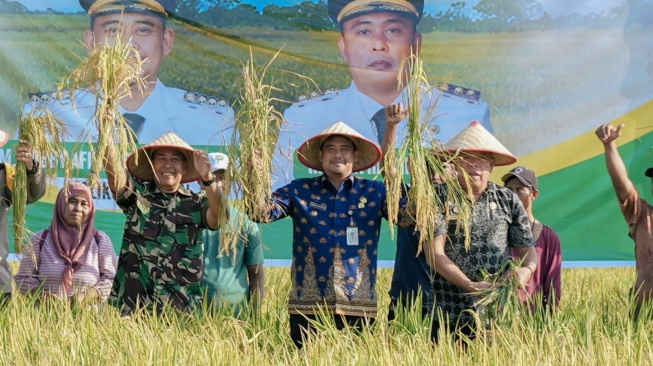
[385,103,409,127]
[14,139,35,171]
[595,123,625,145]
[193,149,213,180]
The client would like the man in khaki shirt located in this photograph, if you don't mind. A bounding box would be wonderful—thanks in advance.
[596,123,653,319]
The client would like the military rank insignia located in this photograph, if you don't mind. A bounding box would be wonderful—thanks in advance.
[440,83,481,103]
[294,88,339,107]
[28,88,72,105]
[183,91,229,113]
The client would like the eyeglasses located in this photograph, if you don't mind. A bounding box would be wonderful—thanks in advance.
[506,186,531,195]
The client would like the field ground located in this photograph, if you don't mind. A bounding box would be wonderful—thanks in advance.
[1,266,652,365]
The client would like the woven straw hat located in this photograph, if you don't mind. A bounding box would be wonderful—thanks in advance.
[297,121,381,172]
[126,131,199,183]
[0,129,8,148]
[443,121,516,166]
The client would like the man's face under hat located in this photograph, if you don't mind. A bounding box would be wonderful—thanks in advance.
[501,166,539,192]
[150,147,187,193]
[318,135,360,178]
[334,1,423,92]
[82,0,175,85]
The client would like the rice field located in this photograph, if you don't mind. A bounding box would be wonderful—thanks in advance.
[1,266,651,365]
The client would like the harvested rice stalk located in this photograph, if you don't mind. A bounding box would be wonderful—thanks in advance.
[472,259,523,327]
[228,48,283,254]
[14,108,70,253]
[384,52,473,252]
[60,32,146,189]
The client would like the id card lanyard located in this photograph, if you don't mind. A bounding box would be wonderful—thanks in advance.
[346,209,359,246]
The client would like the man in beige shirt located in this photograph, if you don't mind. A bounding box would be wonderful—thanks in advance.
[596,123,653,319]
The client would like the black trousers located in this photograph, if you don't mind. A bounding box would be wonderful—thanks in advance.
[0,292,11,308]
[387,297,430,322]
[389,297,477,343]
[430,319,477,344]
[289,313,375,349]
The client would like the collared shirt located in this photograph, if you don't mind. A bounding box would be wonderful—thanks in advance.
[620,187,653,301]
[275,81,492,190]
[202,206,264,316]
[259,174,389,317]
[24,79,235,146]
[430,182,534,326]
[109,177,210,313]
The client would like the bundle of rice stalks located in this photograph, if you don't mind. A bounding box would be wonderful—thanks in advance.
[384,52,473,251]
[13,108,70,253]
[60,32,146,188]
[472,260,523,328]
[228,48,284,253]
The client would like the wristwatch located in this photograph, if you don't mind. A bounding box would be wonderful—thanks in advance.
[201,174,217,187]
[26,160,39,177]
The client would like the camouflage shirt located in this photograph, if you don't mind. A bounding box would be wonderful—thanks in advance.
[109,177,210,314]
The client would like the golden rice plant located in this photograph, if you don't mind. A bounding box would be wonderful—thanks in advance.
[228,48,284,255]
[59,31,146,189]
[384,52,473,252]
[472,259,523,328]
[13,108,70,253]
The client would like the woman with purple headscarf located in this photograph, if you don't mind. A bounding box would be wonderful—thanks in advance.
[14,182,117,302]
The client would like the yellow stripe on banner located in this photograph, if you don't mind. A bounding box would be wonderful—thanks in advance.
[492,99,653,178]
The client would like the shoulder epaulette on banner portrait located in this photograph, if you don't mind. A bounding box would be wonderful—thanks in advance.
[290,89,340,108]
[28,88,72,106]
[441,83,481,104]
[183,91,230,114]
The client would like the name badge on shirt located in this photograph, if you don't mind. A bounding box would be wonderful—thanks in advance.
[346,209,359,246]
[347,225,359,246]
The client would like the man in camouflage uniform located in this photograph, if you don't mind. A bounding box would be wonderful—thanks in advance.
[104,131,228,314]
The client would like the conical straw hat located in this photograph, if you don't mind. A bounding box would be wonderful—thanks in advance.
[297,121,381,172]
[126,131,199,183]
[444,121,516,166]
[0,129,8,148]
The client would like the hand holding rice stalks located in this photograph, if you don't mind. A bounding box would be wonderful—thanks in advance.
[472,260,523,328]
[14,108,70,253]
[60,33,146,188]
[384,52,473,252]
[228,48,284,252]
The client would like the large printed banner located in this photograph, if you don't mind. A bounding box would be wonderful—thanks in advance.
[0,0,651,264]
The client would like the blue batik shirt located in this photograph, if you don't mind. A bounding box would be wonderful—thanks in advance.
[261,174,390,317]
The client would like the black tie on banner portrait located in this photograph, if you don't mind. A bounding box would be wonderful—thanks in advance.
[371,108,386,145]
[122,113,145,143]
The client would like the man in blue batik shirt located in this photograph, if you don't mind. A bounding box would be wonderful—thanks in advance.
[253,121,446,349]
